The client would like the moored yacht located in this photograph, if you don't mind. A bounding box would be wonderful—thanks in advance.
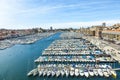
[51,71,55,77]
[56,70,60,77]
[106,69,112,75]
[88,69,94,76]
[43,70,47,77]
[98,69,103,77]
[27,69,35,76]
[111,70,117,78]
[84,69,89,78]
[75,68,79,76]
[39,70,43,76]
[47,71,51,77]
[70,67,74,76]
[103,69,109,77]
[61,70,65,76]
[33,69,38,76]
[79,69,84,76]
[93,69,98,76]
[65,70,69,77]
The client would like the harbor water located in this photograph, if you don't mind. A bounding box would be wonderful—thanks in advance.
[0,32,120,80]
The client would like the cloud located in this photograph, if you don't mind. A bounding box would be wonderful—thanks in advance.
[0,0,22,27]
[5,19,119,29]
[41,20,120,29]
[16,1,106,14]
[0,0,120,29]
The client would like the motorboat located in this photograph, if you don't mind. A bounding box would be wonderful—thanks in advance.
[56,71,60,77]
[110,70,117,78]
[75,68,79,76]
[103,69,109,77]
[84,69,89,78]
[93,69,98,76]
[27,69,35,76]
[70,67,74,76]
[43,70,47,76]
[70,70,74,76]
[33,69,38,76]
[79,69,84,76]
[98,69,103,77]
[39,70,43,76]
[88,69,94,76]
[106,69,112,75]
[51,71,55,77]
[65,70,69,77]
[47,71,51,77]
[61,70,65,76]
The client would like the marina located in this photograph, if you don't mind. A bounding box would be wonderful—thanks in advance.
[27,32,118,79]
[0,32,119,80]
[0,0,120,80]
[0,32,54,50]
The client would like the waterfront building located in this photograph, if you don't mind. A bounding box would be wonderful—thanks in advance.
[50,26,53,31]
[0,28,44,40]
[102,30,120,44]
[78,23,120,44]
[102,22,106,27]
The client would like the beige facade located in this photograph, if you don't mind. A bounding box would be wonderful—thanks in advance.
[102,31,120,42]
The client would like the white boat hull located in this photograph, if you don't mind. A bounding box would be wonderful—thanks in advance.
[84,72,89,77]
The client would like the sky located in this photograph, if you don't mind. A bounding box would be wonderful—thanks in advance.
[0,0,120,29]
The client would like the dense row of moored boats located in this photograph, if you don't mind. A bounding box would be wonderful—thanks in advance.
[34,55,114,63]
[27,64,116,78]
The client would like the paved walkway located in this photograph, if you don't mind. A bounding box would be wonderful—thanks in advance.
[83,36,120,62]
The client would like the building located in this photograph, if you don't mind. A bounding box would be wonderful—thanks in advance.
[77,23,120,44]
[94,26,103,38]
[80,26,104,38]
[102,29,120,44]
[102,22,106,27]
[50,26,53,31]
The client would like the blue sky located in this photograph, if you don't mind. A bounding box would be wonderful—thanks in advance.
[0,0,120,29]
